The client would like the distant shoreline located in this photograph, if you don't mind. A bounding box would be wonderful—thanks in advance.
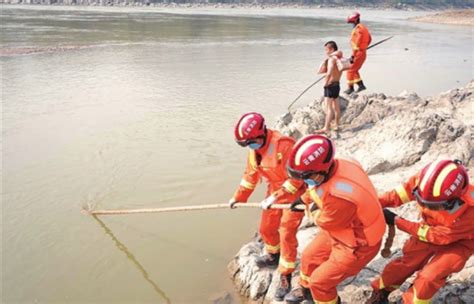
[410,9,474,26]
[3,3,474,27]
[2,2,472,12]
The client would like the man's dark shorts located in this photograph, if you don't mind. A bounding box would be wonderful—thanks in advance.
[324,82,340,98]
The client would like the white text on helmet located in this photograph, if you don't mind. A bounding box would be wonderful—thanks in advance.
[245,120,257,135]
[445,173,463,197]
[303,146,326,166]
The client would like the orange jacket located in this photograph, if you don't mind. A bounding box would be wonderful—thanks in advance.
[302,158,386,248]
[379,175,474,247]
[232,129,305,203]
[351,23,372,52]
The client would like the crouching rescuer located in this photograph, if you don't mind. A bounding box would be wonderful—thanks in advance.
[284,134,385,304]
[368,159,474,304]
[229,112,307,300]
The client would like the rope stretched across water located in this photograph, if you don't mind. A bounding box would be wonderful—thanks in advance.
[83,202,301,216]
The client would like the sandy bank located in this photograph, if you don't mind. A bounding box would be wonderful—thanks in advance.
[410,9,474,26]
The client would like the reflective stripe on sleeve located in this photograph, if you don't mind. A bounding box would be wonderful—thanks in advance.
[396,185,411,204]
[282,180,298,194]
[417,225,430,242]
[240,179,256,190]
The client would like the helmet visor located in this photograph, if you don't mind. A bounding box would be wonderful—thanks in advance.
[412,187,458,211]
[287,166,321,181]
[236,136,264,147]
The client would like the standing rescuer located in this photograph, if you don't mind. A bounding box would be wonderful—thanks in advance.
[284,134,385,304]
[345,11,372,95]
[368,159,474,304]
[229,112,307,300]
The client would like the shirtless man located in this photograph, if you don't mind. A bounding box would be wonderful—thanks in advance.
[316,41,343,135]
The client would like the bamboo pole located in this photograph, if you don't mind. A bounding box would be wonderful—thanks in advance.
[84,202,301,216]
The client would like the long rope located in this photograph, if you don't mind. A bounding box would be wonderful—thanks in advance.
[92,215,171,303]
[287,35,394,111]
[84,202,301,216]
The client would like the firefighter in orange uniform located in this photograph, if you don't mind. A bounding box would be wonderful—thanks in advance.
[284,134,385,304]
[368,159,474,304]
[345,11,372,95]
[229,112,306,300]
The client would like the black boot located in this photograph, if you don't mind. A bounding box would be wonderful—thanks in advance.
[344,86,354,95]
[356,80,366,92]
[285,285,313,303]
[255,252,279,268]
[365,289,389,304]
[275,274,292,301]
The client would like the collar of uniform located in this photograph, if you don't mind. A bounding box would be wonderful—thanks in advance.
[255,129,274,154]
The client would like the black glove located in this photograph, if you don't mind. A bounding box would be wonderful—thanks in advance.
[228,199,239,209]
[350,55,354,64]
[383,209,397,226]
[290,198,305,212]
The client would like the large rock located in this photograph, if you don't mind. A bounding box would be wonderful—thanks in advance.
[228,81,474,303]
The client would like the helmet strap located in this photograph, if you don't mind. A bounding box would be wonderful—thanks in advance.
[319,162,336,185]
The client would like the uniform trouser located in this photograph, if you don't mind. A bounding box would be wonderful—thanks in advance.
[346,51,367,85]
[299,230,381,303]
[260,208,304,275]
[371,237,473,304]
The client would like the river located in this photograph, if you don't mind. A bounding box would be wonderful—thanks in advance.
[1,5,472,303]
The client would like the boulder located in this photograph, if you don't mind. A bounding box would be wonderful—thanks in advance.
[230,81,474,303]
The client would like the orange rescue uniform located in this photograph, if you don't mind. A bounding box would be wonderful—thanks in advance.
[371,175,474,304]
[232,129,306,274]
[299,158,385,303]
[347,23,372,85]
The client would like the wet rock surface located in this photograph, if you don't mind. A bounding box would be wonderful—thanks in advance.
[228,81,474,303]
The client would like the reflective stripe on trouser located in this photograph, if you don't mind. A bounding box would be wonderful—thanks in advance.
[372,237,472,303]
[260,208,282,254]
[301,230,380,302]
[278,209,305,275]
[347,51,366,84]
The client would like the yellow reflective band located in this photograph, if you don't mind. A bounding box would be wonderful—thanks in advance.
[420,161,441,192]
[316,296,339,304]
[265,243,280,253]
[279,258,296,270]
[283,180,298,194]
[300,272,310,282]
[240,179,256,190]
[414,288,432,304]
[396,185,411,204]
[249,152,258,170]
[433,163,457,197]
[347,78,361,84]
[309,188,323,209]
[379,277,385,289]
[417,225,430,242]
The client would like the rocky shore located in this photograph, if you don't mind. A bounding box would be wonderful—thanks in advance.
[227,82,474,303]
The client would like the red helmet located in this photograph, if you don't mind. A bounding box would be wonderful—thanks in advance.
[234,112,266,146]
[287,134,335,180]
[347,11,360,24]
[413,160,469,210]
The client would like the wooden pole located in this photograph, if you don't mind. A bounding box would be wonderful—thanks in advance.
[381,224,396,258]
[84,202,301,216]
